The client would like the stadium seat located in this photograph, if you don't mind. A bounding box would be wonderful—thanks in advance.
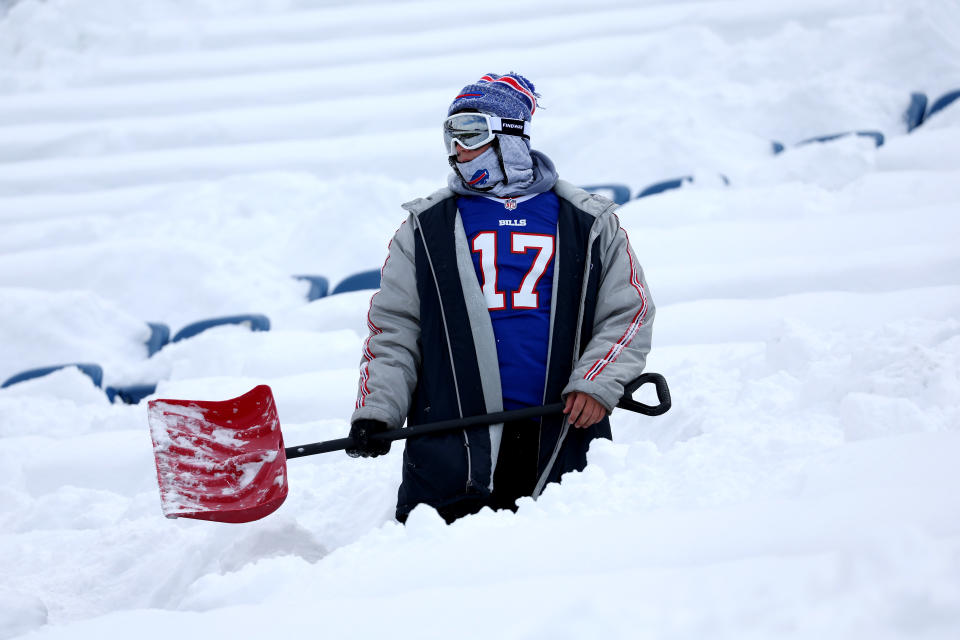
[172,314,271,343]
[636,176,694,199]
[905,92,927,132]
[294,275,330,301]
[796,130,885,148]
[927,89,960,120]
[105,384,157,405]
[331,269,381,295]
[146,322,170,357]
[580,184,630,205]
[1,363,104,389]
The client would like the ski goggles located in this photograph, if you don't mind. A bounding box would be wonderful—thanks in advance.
[443,112,531,155]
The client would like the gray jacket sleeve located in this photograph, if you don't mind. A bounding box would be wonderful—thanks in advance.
[562,211,655,411]
[350,217,421,428]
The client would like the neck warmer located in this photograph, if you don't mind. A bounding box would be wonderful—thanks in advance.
[449,136,559,198]
[452,147,505,193]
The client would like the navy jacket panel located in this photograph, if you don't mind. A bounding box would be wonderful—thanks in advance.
[408,196,487,426]
[399,197,492,518]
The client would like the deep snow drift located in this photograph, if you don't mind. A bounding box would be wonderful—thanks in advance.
[1,0,960,638]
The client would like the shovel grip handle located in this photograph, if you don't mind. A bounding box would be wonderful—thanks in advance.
[616,372,671,416]
[285,372,671,459]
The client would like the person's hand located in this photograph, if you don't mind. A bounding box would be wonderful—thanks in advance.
[346,420,391,458]
[563,392,607,428]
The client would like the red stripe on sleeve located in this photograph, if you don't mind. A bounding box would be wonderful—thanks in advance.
[582,225,649,381]
[355,221,407,409]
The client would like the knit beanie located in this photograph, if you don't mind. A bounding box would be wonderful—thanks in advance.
[446,73,559,198]
[447,73,539,121]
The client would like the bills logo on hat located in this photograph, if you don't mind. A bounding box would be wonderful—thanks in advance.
[469,169,489,186]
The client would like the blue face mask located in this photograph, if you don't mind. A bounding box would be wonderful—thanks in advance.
[454,146,505,192]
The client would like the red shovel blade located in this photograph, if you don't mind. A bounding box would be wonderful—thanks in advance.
[147,385,288,523]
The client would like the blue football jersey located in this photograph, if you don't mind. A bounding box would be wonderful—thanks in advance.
[458,191,559,410]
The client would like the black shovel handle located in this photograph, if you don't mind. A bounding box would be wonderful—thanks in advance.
[285,372,670,459]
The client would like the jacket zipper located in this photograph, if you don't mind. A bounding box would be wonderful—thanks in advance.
[533,223,597,498]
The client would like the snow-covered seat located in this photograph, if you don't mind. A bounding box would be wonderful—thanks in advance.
[172,314,271,343]
[636,176,694,199]
[580,184,630,205]
[146,322,170,356]
[1,363,104,389]
[331,269,381,295]
[796,130,885,147]
[105,384,157,405]
[294,275,330,301]
[636,174,730,199]
[904,92,928,132]
[927,89,960,120]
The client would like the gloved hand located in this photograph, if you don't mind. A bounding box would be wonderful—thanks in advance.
[346,419,391,458]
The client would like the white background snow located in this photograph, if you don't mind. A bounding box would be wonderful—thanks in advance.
[2,0,960,637]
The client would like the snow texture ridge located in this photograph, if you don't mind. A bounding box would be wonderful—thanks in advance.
[1,0,959,638]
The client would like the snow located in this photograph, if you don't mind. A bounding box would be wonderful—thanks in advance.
[1,0,959,638]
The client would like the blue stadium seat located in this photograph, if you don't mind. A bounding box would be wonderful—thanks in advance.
[927,89,960,120]
[172,314,271,343]
[797,130,884,148]
[331,269,381,295]
[2,363,104,389]
[294,275,330,301]
[146,322,170,357]
[636,176,693,199]
[105,384,157,405]
[905,92,927,132]
[580,184,630,205]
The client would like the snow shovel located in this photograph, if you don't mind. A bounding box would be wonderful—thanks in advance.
[147,372,671,523]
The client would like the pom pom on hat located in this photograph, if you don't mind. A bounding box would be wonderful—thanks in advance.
[448,72,539,121]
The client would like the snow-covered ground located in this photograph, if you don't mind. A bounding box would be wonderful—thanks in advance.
[2,0,960,637]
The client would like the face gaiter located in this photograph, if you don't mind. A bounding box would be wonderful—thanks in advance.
[453,146,505,193]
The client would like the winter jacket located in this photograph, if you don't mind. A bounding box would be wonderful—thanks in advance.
[351,179,655,520]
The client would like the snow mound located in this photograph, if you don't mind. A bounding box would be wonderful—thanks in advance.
[2,0,960,638]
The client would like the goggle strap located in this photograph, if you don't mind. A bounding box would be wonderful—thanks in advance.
[490,117,530,139]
